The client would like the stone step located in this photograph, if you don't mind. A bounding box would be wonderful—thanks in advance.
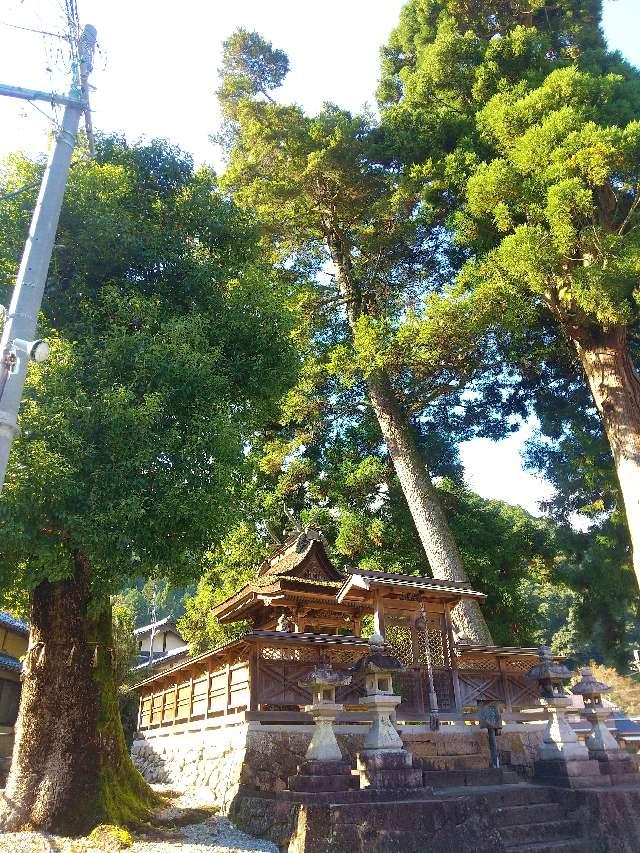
[499,819,582,848]
[492,802,563,827]
[288,773,356,793]
[463,785,556,808]
[422,767,505,788]
[505,841,585,853]
[419,753,488,771]
[329,800,457,833]
[272,786,435,804]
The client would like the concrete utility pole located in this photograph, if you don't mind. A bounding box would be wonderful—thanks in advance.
[0,25,97,492]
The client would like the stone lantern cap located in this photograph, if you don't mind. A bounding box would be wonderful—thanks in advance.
[526,645,573,686]
[350,649,403,676]
[298,664,352,690]
[571,667,611,699]
[349,631,403,675]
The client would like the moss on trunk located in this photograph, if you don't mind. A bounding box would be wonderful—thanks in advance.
[93,605,157,825]
[0,552,157,834]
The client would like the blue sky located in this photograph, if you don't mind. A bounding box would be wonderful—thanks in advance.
[0,0,637,516]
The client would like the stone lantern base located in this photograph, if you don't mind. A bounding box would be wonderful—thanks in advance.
[590,750,640,786]
[289,759,355,793]
[355,749,423,790]
[583,707,640,786]
[533,697,606,789]
[355,693,424,790]
[533,757,608,789]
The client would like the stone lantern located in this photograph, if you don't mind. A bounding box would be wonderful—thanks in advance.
[572,667,640,785]
[352,632,404,753]
[526,646,602,787]
[288,664,354,794]
[298,664,352,762]
[350,633,423,790]
[526,645,574,700]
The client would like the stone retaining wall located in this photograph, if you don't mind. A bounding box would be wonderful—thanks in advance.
[131,722,545,812]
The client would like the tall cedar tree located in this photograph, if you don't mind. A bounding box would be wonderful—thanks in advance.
[0,138,296,832]
[379,0,640,585]
[218,29,497,643]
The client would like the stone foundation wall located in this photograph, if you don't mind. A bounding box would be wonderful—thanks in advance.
[132,721,545,812]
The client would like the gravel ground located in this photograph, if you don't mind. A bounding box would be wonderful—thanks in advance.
[0,786,279,853]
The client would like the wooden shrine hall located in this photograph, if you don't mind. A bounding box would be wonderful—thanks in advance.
[136,527,542,732]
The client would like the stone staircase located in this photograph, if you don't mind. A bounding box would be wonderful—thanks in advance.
[469,786,584,853]
[321,784,590,852]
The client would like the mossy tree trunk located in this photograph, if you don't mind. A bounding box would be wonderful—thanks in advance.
[0,551,156,834]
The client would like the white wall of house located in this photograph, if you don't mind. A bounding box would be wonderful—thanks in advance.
[139,629,184,654]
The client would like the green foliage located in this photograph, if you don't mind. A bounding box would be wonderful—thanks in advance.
[217,29,289,115]
[111,596,137,687]
[219,30,518,447]
[178,523,266,654]
[0,137,297,603]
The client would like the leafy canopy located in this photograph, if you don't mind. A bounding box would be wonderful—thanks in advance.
[0,137,297,601]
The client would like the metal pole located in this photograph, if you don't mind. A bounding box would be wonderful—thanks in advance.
[416,606,439,730]
[0,25,97,492]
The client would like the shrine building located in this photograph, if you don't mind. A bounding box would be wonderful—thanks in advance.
[135,526,541,730]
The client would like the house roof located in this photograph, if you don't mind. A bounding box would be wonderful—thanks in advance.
[0,611,29,637]
[336,568,486,605]
[134,617,182,638]
[133,644,190,672]
[213,527,346,624]
[0,653,22,673]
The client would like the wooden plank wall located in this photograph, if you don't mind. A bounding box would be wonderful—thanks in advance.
[139,658,250,730]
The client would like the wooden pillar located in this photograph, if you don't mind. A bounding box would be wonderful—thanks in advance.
[137,693,144,731]
[498,657,512,712]
[187,672,194,722]
[225,660,231,715]
[160,685,167,724]
[172,682,178,725]
[205,667,212,719]
[248,646,259,712]
[373,588,386,638]
[445,604,463,714]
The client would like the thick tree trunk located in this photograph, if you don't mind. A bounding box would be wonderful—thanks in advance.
[367,370,493,644]
[0,552,155,834]
[327,234,493,644]
[575,326,640,586]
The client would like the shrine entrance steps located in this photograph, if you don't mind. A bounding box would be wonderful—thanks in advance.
[439,785,584,853]
[232,780,640,852]
[319,785,585,852]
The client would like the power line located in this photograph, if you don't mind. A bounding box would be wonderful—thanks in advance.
[0,21,71,41]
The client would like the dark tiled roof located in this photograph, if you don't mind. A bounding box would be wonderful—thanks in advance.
[0,611,28,636]
[611,712,640,737]
[345,567,476,591]
[0,653,22,673]
[133,645,190,671]
[134,617,182,638]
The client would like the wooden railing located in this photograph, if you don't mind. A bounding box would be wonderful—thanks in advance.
[135,631,545,731]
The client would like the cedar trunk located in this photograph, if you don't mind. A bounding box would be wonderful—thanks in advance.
[0,552,155,834]
[576,326,640,585]
[327,235,492,644]
[367,371,493,644]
